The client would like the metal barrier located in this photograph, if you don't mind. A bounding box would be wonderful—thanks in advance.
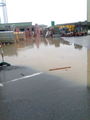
[0,31,15,43]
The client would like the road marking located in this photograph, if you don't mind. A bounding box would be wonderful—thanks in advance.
[5,72,43,84]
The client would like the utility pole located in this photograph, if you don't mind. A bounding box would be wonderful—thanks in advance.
[0,0,8,23]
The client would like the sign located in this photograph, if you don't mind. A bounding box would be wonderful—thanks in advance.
[51,21,55,26]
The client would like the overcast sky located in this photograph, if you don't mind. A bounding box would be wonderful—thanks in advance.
[0,0,87,26]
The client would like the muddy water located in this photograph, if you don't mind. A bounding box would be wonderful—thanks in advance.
[0,37,89,86]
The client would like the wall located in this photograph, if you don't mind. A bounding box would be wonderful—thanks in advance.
[87,0,90,22]
[87,49,90,87]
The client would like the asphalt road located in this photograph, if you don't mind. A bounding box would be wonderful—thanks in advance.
[0,66,90,120]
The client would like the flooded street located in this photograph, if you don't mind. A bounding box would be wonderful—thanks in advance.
[0,36,90,120]
[1,36,89,86]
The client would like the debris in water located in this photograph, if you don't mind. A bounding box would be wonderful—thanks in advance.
[49,66,71,71]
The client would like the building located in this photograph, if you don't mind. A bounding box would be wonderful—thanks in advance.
[87,0,90,31]
[87,0,90,22]
[0,22,32,31]
[52,21,87,35]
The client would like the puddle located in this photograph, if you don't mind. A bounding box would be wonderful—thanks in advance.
[0,37,90,86]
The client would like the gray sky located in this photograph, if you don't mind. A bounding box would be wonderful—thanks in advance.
[0,0,87,26]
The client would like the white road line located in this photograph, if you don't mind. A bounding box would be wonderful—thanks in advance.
[5,72,43,84]
[0,72,43,87]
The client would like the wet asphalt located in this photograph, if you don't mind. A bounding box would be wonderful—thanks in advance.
[0,65,90,120]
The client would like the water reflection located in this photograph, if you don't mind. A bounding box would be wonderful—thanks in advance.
[1,45,18,56]
[0,37,90,87]
[15,36,72,49]
[34,36,41,48]
[45,38,71,47]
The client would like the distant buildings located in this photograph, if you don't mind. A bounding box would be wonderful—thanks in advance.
[0,22,32,31]
[87,0,90,30]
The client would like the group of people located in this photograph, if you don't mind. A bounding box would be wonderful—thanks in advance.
[15,24,55,39]
[15,24,41,39]
[25,24,41,38]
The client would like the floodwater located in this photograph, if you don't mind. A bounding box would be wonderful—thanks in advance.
[0,36,90,120]
[0,36,90,87]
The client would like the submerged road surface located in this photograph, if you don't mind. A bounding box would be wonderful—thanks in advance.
[0,36,90,120]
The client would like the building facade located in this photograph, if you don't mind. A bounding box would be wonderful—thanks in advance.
[87,0,90,22]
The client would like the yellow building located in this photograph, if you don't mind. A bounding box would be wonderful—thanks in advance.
[56,24,75,32]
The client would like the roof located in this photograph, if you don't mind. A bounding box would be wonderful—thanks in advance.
[0,22,32,27]
[55,21,87,26]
